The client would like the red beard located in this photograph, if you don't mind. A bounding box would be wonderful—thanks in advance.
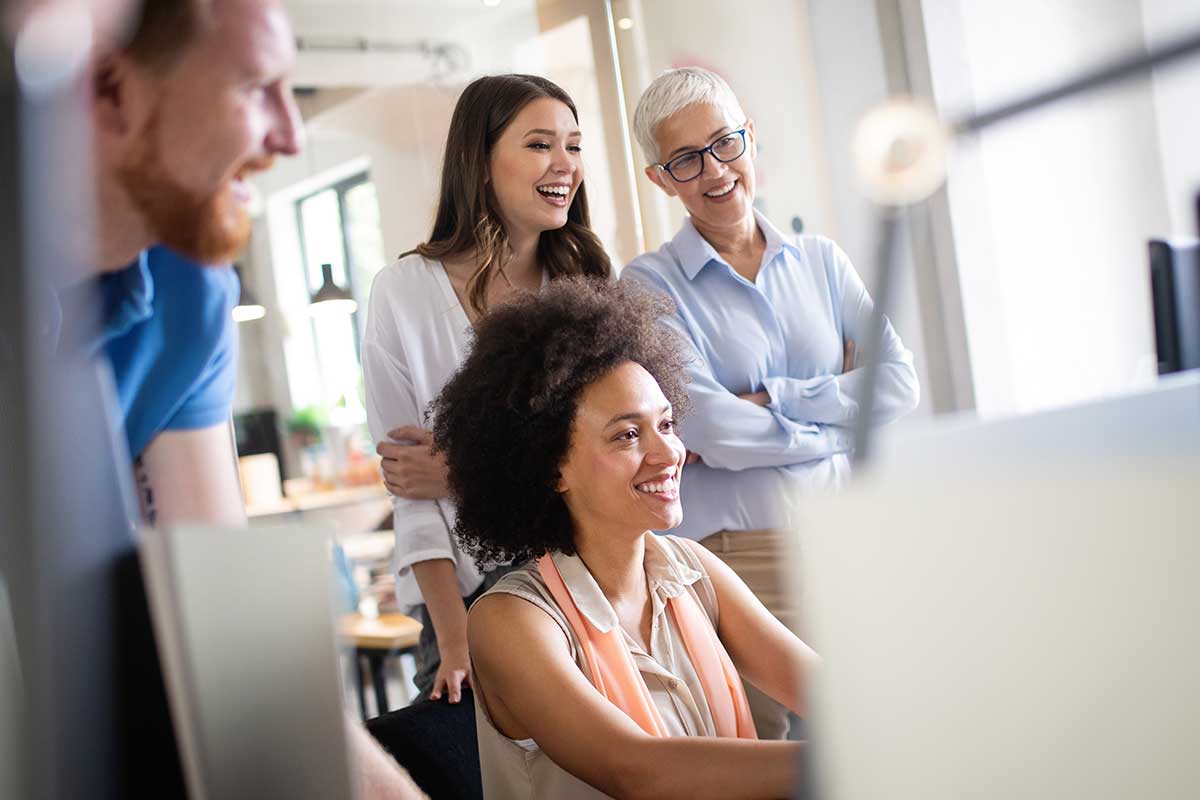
[117,110,272,265]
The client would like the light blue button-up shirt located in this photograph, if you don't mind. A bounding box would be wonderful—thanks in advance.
[621,211,919,541]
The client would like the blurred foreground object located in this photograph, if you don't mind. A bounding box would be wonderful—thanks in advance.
[2,1,146,796]
[139,524,357,798]
[801,372,1200,798]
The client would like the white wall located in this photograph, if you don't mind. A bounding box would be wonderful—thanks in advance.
[614,0,838,248]
[1143,0,1200,238]
[516,12,628,266]
[922,0,1173,416]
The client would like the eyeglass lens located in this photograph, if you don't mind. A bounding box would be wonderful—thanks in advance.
[666,130,746,181]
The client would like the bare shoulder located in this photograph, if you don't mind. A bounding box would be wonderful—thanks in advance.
[468,591,570,669]
[677,536,728,575]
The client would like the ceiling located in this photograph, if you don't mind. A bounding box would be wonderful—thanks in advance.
[284,0,538,87]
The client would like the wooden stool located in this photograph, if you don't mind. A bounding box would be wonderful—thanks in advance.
[338,612,423,719]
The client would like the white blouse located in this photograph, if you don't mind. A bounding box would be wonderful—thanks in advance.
[362,253,483,606]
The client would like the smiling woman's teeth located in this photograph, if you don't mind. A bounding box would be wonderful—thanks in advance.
[704,180,736,198]
[636,477,677,494]
[537,185,569,197]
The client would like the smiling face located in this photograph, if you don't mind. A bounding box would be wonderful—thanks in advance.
[645,102,757,234]
[487,96,584,245]
[109,0,303,264]
[557,362,687,541]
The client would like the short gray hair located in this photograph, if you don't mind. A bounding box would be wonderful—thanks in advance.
[632,67,746,165]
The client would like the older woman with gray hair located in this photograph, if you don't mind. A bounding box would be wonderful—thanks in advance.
[621,67,920,739]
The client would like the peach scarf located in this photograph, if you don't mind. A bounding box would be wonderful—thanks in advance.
[537,553,757,739]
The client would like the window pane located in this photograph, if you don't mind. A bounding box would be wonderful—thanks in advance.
[343,180,387,304]
[299,188,348,293]
[311,313,365,424]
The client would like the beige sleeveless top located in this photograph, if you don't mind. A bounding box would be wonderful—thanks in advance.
[470,533,724,800]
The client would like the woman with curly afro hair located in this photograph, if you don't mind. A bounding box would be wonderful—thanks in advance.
[431,278,818,800]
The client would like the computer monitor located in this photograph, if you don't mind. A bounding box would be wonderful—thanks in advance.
[798,373,1200,799]
[1150,238,1200,374]
[140,524,356,799]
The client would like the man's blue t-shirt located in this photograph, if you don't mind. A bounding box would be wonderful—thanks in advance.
[100,246,239,460]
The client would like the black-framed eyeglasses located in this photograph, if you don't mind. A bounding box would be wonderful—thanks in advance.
[655,126,748,183]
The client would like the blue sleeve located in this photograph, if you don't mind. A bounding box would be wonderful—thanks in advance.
[161,263,239,433]
[106,247,239,459]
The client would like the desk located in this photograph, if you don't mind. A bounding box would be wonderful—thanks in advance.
[246,484,391,533]
[338,612,422,719]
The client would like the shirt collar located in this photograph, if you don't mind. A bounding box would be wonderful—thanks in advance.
[643,532,703,601]
[671,216,721,281]
[549,533,704,634]
[755,209,800,262]
[53,249,154,358]
[97,249,155,346]
[671,209,800,281]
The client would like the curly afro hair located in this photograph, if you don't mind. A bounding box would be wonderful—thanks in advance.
[430,277,691,566]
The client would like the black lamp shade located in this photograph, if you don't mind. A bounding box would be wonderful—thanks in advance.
[309,263,357,314]
[232,265,265,323]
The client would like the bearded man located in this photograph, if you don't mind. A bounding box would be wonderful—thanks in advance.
[88,0,299,524]
[58,1,424,796]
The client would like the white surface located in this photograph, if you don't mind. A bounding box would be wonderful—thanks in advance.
[874,370,1200,471]
[799,374,1200,798]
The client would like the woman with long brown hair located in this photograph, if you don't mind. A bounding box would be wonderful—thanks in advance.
[362,74,611,708]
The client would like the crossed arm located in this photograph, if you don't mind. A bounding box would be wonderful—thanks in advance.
[632,247,917,471]
[757,247,919,428]
[661,311,854,472]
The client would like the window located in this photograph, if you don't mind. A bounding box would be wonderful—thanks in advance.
[293,173,387,425]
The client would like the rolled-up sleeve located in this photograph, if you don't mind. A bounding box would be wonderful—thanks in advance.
[763,241,919,426]
[362,340,454,556]
[361,276,459,605]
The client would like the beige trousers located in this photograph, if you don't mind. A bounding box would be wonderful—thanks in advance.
[699,529,801,741]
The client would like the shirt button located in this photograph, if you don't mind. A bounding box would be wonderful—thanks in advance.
[667,679,679,690]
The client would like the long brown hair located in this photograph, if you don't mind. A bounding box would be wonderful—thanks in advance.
[410,74,611,313]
